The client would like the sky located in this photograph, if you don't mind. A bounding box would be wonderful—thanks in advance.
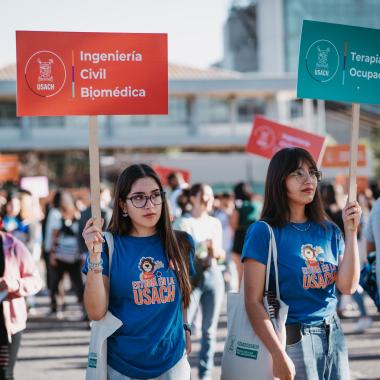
[1,0,232,69]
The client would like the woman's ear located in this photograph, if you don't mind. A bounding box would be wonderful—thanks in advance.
[189,195,196,205]
[119,199,127,212]
[202,194,211,203]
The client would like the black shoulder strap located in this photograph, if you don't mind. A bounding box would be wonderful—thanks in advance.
[60,217,65,232]
[0,235,3,257]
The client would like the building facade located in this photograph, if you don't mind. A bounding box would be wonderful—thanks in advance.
[1,0,380,187]
[223,0,380,73]
[0,62,299,185]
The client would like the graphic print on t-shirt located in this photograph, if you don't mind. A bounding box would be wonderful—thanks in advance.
[301,244,337,290]
[138,256,164,281]
[132,256,176,306]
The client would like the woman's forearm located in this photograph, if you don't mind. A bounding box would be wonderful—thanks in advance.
[245,299,284,359]
[182,308,188,324]
[337,230,360,294]
[84,258,108,320]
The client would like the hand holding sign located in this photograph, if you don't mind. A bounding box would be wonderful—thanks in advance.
[16,31,168,236]
[298,21,380,230]
[342,201,362,233]
[82,217,105,258]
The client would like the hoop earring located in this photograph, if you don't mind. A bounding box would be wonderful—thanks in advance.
[122,211,128,218]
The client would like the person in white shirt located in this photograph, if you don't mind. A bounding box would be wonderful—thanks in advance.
[176,183,225,380]
[364,196,380,304]
[167,172,189,220]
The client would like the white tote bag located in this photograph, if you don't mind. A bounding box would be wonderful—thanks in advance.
[221,222,289,380]
[85,232,123,380]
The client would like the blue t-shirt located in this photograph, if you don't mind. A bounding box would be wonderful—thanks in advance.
[83,232,195,379]
[242,220,344,325]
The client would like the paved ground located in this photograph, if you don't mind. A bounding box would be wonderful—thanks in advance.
[15,292,380,380]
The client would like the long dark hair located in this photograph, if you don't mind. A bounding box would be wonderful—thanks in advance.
[261,148,327,227]
[189,183,205,201]
[320,183,337,207]
[233,182,253,201]
[108,164,192,308]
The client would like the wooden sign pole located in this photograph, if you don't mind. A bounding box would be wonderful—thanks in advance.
[347,103,360,229]
[88,115,102,253]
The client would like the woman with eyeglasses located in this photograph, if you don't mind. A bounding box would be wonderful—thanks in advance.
[82,164,194,380]
[242,148,361,380]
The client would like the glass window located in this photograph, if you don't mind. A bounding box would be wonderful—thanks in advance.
[29,116,65,127]
[206,98,230,123]
[128,115,150,126]
[155,114,169,126]
[111,115,130,127]
[196,97,229,123]
[237,98,265,122]
[65,116,87,127]
[290,99,303,119]
[169,97,187,124]
[0,102,20,127]
[284,0,380,72]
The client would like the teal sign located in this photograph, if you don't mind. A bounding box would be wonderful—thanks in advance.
[297,20,380,104]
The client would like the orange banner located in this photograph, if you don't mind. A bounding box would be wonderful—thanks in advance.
[0,155,19,182]
[322,144,367,167]
[246,116,326,163]
[335,174,369,194]
[16,31,168,116]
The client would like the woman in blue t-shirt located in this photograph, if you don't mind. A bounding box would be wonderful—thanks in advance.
[82,164,194,380]
[242,148,361,380]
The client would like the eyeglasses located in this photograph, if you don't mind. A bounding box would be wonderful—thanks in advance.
[126,191,165,208]
[289,169,322,184]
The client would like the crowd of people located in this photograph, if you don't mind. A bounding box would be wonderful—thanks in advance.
[0,147,379,379]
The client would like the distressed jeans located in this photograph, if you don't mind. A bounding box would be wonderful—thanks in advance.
[187,266,225,379]
[285,313,350,380]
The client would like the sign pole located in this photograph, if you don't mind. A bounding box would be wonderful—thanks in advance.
[88,115,102,253]
[347,103,360,229]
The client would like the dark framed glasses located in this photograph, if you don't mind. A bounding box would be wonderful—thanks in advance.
[289,169,322,184]
[126,191,165,208]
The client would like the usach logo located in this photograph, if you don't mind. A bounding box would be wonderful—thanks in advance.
[24,51,66,97]
[253,125,276,150]
[305,39,339,83]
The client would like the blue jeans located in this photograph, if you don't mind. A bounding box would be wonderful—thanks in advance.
[188,266,225,379]
[285,314,350,380]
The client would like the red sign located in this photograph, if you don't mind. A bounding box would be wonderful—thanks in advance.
[16,31,168,116]
[153,165,190,187]
[246,116,326,163]
[0,155,19,182]
[322,144,367,167]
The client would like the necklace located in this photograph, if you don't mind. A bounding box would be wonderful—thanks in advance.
[289,222,311,232]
